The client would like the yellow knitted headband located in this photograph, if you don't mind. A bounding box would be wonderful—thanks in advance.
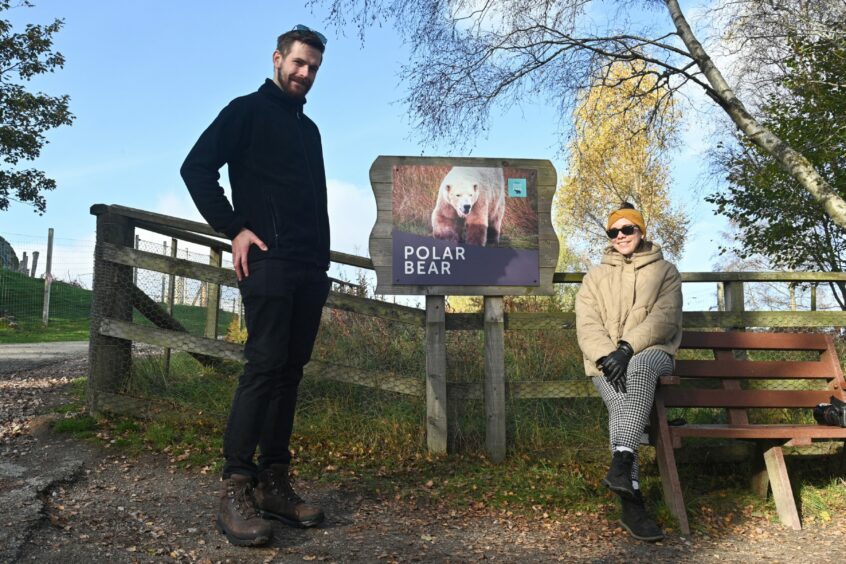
[607,208,646,238]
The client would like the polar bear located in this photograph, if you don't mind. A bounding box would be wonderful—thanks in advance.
[430,167,506,246]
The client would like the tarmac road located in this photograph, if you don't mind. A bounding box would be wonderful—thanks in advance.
[0,341,89,374]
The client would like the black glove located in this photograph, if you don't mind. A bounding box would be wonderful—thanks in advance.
[599,341,633,393]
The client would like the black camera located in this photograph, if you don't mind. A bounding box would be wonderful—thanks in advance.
[813,396,846,428]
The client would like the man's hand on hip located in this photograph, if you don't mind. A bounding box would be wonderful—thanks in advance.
[232,228,267,281]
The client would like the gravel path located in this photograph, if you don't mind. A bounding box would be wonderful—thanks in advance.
[1,351,844,563]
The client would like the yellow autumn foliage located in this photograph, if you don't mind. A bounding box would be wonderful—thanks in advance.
[554,60,689,266]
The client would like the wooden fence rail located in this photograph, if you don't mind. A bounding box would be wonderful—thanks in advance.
[88,204,846,457]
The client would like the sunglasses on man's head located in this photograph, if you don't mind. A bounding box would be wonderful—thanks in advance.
[606,224,639,239]
[292,24,328,46]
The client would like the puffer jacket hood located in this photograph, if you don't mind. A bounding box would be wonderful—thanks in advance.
[599,240,664,270]
[575,241,683,378]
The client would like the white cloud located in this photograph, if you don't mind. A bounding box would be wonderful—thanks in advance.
[125,191,234,270]
[154,191,206,224]
[327,178,376,257]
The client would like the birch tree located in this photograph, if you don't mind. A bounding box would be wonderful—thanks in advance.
[708,33,846,308]
[315,0,846,228]
[554,60,688,265]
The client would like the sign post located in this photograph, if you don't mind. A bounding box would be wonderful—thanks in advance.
[369,156,558,461]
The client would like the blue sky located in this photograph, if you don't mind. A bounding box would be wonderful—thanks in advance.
[2,0,724,308]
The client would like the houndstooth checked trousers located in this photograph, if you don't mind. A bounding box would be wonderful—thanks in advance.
[592,349,674,482]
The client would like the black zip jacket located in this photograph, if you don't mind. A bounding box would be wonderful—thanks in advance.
[180,79,330,270]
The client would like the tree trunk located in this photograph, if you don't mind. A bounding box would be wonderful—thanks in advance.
[664,0,846,230]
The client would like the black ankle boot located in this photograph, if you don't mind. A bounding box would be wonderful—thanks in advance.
[603,450,636,499]
[620,491,664,542]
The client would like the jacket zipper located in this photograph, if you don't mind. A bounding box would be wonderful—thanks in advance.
[618,259,637,335]
[268,194,280,248]
[296,111,323,253]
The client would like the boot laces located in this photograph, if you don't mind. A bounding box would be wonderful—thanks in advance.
[230,481,261,519]
[269,471,305,504]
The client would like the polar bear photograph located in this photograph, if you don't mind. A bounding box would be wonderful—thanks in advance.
[389,162,541,286]
[431,166,506,246]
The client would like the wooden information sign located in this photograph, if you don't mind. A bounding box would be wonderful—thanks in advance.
[368,155,559,462]
[369,156,559,296]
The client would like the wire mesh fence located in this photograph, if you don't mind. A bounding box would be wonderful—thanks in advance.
[0,231,93,330]
[131,237,241,337]
[80,205,846,457]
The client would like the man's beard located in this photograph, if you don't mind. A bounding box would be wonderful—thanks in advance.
[276,68,310,100]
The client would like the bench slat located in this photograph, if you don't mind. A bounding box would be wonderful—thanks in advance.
[674,360,833,379]
[654,330,845,534]
[669,424,846,440]
[680,331,830,351]
[660,388,837,408]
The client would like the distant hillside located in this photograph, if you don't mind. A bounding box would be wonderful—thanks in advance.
[0,268,234,340]
[0,268,91,321]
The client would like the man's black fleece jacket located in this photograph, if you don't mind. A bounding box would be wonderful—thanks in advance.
[180,79,330,270]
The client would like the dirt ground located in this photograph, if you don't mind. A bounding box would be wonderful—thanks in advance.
[1,354,845,563]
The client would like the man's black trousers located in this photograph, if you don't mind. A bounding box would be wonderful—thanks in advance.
[222,259,330,479]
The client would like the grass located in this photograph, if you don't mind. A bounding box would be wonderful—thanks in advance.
[0,269,92,342]
[0,267,235,342]
[48,292,846,532]
[133,303,235,338]
[62,354,846,533]
[0,317,91,343]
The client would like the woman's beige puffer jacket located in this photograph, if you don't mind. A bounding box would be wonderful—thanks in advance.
[575,241,683,378]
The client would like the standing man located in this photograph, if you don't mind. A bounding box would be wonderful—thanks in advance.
[181,26,330,547]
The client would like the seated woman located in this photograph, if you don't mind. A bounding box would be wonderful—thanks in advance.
[575,202,683,542]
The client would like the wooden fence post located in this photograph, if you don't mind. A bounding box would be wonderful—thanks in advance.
[88,207,134,415]
[425,295,447,453]
[41,228,54,326]
[30,251,39,277]
[205,247,222,339]
[811,283,817,311]
[133,234,139,286]
[485,296,506,463]
[722,278,749,394]
[723,281,745,328]
[789,282,797,311]
[164,238,178,376]
[160,241,167,303]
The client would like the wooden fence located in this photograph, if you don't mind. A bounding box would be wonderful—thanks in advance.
[87,204,846,459]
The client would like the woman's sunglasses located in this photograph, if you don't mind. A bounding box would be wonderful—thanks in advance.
[606,225,639,239]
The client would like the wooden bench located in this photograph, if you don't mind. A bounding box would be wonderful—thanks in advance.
[651,330,846,534]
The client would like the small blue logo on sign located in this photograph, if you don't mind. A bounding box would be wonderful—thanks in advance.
[507,178,527,198]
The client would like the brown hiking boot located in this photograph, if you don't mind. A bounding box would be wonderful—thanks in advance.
[216,474,273,546]
[255,464,325,528]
